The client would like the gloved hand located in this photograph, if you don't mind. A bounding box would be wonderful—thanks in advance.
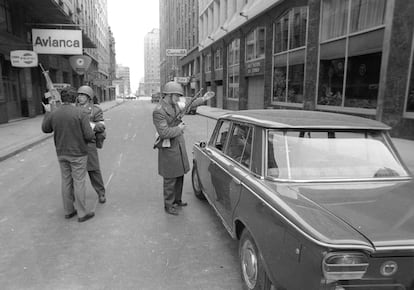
[201,91,215,102]
[94,122,106,133]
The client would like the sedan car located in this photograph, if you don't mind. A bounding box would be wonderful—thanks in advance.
[191,109,414,290]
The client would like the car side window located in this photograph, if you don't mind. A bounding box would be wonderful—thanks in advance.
[226,123,252,168]
[211,120,231,151]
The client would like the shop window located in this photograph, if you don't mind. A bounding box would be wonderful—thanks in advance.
[228,39,240,100]
[272,7,307,104]
[318,0,385,109]
[345,52,381,108]
[246,27,265,61]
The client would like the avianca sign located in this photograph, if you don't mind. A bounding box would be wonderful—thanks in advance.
[32,29,82,55]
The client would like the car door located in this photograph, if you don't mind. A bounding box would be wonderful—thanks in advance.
[196,120,250,229]
[209,122,252,227]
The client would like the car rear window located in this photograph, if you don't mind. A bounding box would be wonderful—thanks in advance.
[267,130,409,181]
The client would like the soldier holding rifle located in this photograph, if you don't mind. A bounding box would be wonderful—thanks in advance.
[152,81,214,215]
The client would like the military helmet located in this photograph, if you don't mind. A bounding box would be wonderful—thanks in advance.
[163,81,184,96]
[77,85,94,99]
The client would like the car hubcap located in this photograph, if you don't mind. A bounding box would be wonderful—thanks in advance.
[241,239,258,289]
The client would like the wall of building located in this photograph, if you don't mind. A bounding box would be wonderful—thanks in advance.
[194,0,414,139]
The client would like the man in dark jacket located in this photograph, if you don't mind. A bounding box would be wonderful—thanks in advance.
[42,87,95,222]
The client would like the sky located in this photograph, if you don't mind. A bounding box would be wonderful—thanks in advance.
[107,0,159,92]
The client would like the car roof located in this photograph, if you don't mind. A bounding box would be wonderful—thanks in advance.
[220,109,390,130]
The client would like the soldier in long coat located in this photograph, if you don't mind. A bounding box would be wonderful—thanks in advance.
[153,82,214,215]
[77,85,107,204]
[152,82,190,216]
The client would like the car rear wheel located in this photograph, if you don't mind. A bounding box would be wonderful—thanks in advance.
[192,165,206,200]
[239,229,273,290]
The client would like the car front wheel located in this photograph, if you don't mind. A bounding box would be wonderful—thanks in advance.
[239,229,273,290]
[192,165,206,200]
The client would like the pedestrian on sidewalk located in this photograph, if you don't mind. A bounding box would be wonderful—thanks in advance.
[41,86,95,222]
[77,85,107,204]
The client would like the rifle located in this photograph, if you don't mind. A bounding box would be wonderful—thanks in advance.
[39,63,61,111]
[172,88,203,124]
[172,89,215,125]
[153,89,216,149]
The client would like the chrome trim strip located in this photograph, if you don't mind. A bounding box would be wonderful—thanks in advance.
[374,245,414,252]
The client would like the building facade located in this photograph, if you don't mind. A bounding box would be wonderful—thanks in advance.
[116,64,131,97]
[195,0,414,139]
[0,0,115,124]
[144,28,160,96]
[159,0,201,97]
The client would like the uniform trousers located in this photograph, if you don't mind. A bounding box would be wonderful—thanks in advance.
[88,169,105,197]
[58,155,89,218]
[163,175,184,209]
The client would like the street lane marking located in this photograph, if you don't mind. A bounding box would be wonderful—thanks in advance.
[105,172,114,188]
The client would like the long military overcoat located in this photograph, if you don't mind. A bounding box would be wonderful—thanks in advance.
[152,98,190,178]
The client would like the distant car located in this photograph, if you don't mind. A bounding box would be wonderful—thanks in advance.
[151,92,161,103]
[191,109,414,290]
[125,94,137,100]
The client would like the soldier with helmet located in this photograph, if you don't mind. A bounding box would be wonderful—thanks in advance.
[152,81,213,215]
[77,85,107,204]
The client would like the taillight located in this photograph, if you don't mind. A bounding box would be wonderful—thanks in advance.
[323,252,369,281]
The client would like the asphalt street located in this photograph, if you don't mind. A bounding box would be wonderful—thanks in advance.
[0,100,243,290]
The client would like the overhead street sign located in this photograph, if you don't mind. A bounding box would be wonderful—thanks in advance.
[166,49,187,57]
[174,77,190,84]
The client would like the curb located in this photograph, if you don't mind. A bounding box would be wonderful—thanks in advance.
[0,102,122,162]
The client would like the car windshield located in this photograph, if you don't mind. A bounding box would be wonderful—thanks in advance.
[267,130,409,181]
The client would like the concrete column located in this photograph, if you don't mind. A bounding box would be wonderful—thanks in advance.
[303,0,321,110]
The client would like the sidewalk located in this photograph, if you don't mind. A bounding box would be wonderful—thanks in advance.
[1,103,413,173]
[0,99,124,162]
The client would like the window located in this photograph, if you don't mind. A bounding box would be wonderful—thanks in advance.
[228,39,240,99]
[406,42,414,114]
[246,27,265,61]
[214,48,223,70]
[0,0,12,33]
[318,0,386,109]
[267,129,409,180]
[272,7,307,104]
[205,53,212,72]
[211,120,231,151]
[225,123,252,168]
